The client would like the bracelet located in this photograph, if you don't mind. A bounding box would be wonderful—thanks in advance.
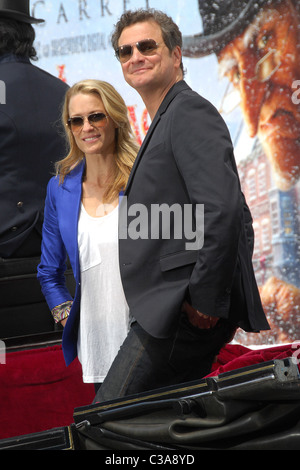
[51,300,73,323]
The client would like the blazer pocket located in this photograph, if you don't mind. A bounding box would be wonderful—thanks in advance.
[78,230,102,272]
[160,250,198,272]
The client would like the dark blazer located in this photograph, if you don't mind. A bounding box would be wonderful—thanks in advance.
[0,54,69,258]
[119,80,270,337]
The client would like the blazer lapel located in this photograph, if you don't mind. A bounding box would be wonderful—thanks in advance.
[125,81,191,194]
[125,111,161,194]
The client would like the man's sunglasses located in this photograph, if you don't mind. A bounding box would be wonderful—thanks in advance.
[115,39,160,64]
[67,112,108,132]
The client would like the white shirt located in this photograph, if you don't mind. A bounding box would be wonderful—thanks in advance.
[77,203,129,383]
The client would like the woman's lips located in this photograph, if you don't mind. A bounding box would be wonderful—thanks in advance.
[82,135,100,142]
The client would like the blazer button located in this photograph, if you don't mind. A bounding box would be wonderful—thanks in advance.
[17,201,24,208]
[11,226,17,232]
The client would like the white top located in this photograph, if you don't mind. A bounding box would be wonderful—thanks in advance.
[77,203,129,383]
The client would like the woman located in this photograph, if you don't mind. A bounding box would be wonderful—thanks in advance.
[37,80,139,389]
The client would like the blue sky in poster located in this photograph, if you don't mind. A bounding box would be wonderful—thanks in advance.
[32,0,254,160]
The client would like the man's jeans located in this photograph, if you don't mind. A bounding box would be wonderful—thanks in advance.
[94,312,236,404]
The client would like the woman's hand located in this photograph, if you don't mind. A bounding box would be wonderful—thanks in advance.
[60,318,68,328]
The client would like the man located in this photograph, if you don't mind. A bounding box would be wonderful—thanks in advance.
[94,9,269,403]
[0,0,69,259]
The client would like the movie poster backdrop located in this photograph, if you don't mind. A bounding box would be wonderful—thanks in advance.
[31,0,300,346]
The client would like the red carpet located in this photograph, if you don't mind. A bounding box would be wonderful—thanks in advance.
[0,342,298,440]
[0,345,94,440]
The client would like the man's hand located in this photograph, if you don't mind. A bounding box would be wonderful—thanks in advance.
[182,301,219,329]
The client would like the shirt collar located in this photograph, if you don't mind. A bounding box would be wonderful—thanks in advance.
[0,54,31,65]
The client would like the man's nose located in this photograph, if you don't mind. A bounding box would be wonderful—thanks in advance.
[130,45,145,62]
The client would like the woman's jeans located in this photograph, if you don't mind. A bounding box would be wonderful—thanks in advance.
[94,312,236,404]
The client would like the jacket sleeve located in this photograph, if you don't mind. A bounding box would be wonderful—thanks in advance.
[171,92,244,318]
[37,177,73,311]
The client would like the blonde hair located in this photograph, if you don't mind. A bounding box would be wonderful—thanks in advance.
[56,79,139,203]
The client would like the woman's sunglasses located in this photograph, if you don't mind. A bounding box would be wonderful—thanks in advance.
[67,112,108,132]
[115,39,160,64]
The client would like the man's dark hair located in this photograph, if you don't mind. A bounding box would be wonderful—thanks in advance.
[111,9,184,75]
[0,18,37,60]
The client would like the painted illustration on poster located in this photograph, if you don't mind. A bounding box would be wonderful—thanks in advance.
[181,0,300,346]
[31,0,300,346]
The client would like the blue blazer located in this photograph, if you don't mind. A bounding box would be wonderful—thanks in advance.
[37,160,85,365]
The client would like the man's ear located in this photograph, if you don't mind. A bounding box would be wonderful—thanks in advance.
[173,45,182,69]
